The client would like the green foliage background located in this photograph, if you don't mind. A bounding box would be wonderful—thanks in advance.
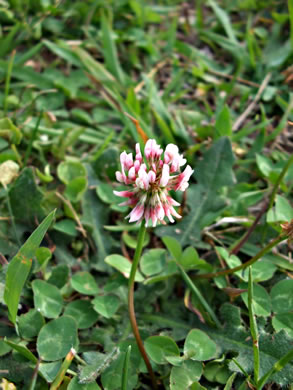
[0,0,293,389]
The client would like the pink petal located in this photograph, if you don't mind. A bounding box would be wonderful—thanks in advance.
[155,204,165,220]
[170,206,182,219]
[163,204,175,223]
[125,153,133,170]
[113,190,135,198]
[115,171,124,183]
[120,151,127,166]
[119,198,137,206]
[135,143,142,163]
[128,204,145,222]
[175,165,194,191]
[164,144,178,163]
[134,160,141,172]
[128,166,136,181]
[148,170,156,183]
[144,139,153,159]
[159,164,170,187]
[144,205,151,226]
[150,208,157,227]
[167,196,180,206]
[145,139,162,160]
[136,168,149,190]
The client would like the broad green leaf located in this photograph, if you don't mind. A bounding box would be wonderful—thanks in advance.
[140,249,166,276]
[65,176,88,202]
[179,247,211,271]
[18,309,45,339]
[35,247,52,268]
[105,254,144,282]
[0,341,11,357]
[32,280,63,319]
[215,105,232,138]
[190,383,207,390]
[39,361,62,382]
[247,260,277,282]
[37,316,79,361]
[64,300,99,329]
[57,161,86,184]
[272,313,293,338]
[204,362,230,384]
[256,154,273,177]
[4,339,38,363]
[144,336,180,365]
[184,330,217,361]
[71,272,99,295]
[267,195,293,223]
[170,360,202,390]
[92,295,120,319]
[96,182,118,204]
[9,167,44,223]
[195,137,235,191]
[54,219,78,237]
[122,231,150,249]
[156,137,235,245]
[47,265,69,288]
[68,377,101,389]
[4,210,55,323]
[271,279,293,314]
[162,236,182,260]
[241,283,271,317]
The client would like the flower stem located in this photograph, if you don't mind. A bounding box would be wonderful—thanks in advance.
[195,234,285,280]
[128,222,157,389]
[248,267,259,385]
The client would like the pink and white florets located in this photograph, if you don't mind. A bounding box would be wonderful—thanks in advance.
[114,139,194,227]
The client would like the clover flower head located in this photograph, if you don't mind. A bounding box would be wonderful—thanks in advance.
[114,139,194,227]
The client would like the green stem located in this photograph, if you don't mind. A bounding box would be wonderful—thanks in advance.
[231,358,249,378]
[176,263,221,328]
[195,234,285,279]
[28,360,40,390]
[50,348,76,390]
[121,345,131,390]
[248,267,259,384]
[257,348,293,389]
[74,353,87,366]
[128,222,157,389]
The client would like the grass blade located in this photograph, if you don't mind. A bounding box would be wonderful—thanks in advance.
[4,210,56,323]
[176,262,221,328]
[121,345,131,390]
[257,349,293,390]
[248,267,259,384]
[101,11,125,85]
